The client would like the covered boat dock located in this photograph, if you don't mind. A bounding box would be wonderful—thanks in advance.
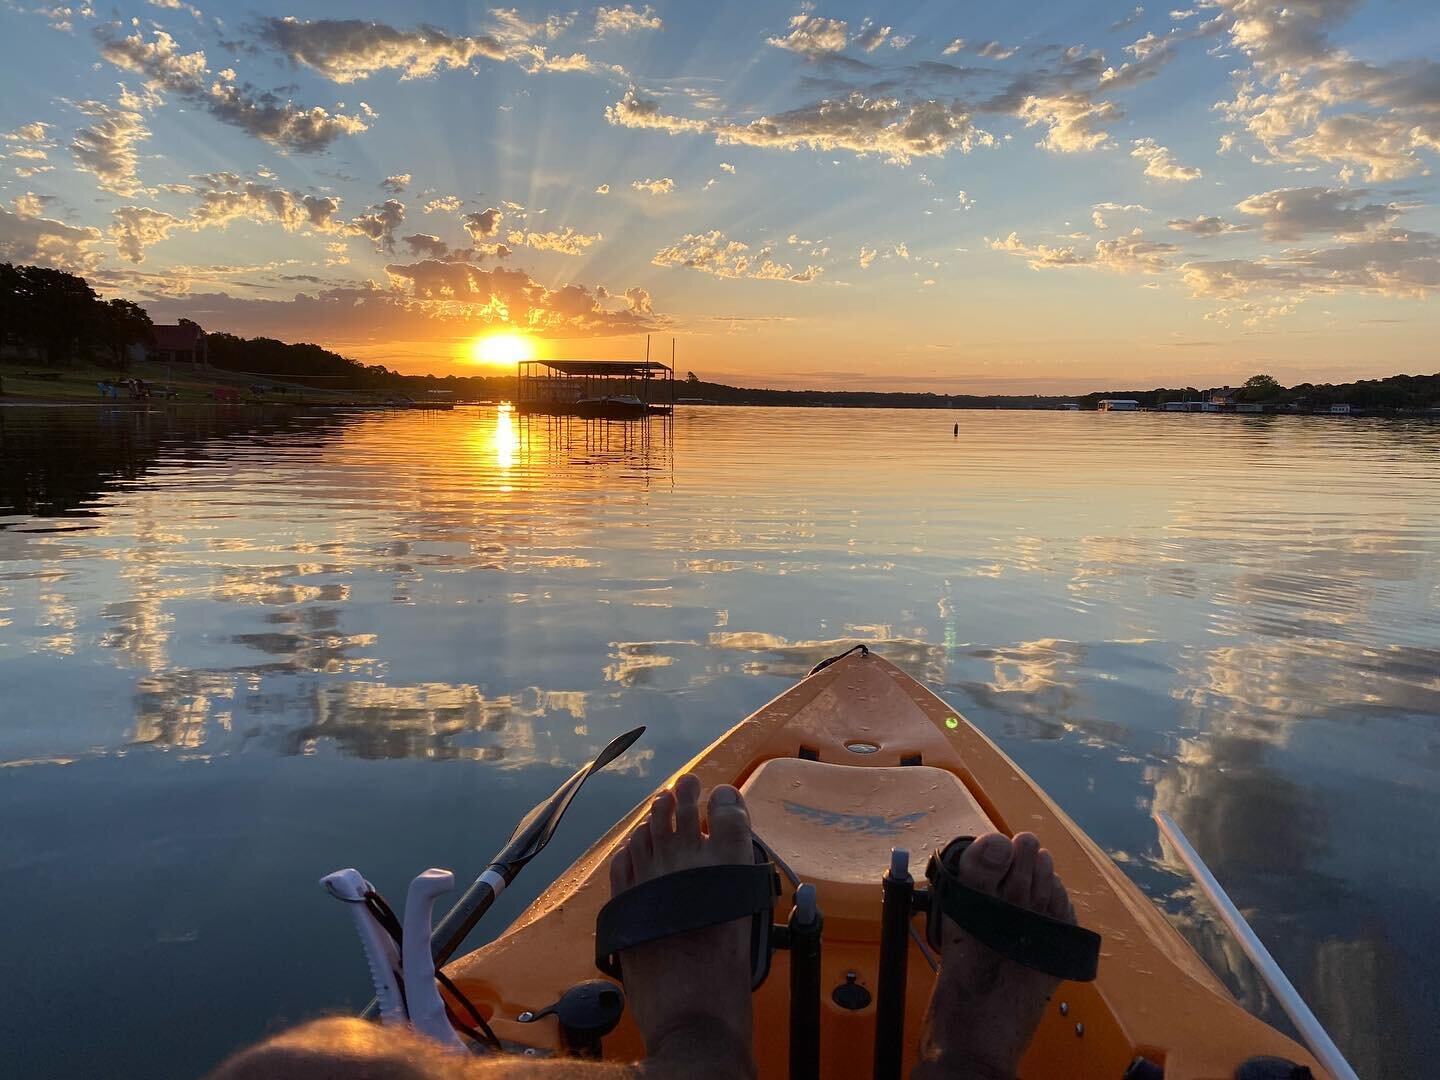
[515,359,674,418]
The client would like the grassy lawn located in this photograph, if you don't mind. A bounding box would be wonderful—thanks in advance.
[0,360,374,405]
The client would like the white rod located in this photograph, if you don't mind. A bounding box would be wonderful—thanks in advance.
[1154,812,1359,1080]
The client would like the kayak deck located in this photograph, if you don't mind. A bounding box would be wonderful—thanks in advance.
[448,650,1326,1078]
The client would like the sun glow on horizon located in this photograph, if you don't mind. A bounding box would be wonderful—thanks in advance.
[469,331,537,369]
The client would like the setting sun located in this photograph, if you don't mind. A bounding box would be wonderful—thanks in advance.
[470,332,536,368]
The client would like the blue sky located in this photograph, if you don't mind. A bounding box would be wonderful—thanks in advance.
[2,0,1438,391]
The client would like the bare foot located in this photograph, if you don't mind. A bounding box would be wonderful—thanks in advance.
[914,832,1075,1080]
[608,774,757,1079]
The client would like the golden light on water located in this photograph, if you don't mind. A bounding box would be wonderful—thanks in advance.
[493,405,516,470]
[469,332,536,368]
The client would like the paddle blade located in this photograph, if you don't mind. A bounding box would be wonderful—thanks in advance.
[502,726,645,868]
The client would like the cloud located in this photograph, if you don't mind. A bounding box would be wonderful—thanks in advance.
[989,227,1178,273]
[716,94,991,164]
[507,226,602,254]
[69,97,152,196]
[853,23,891,53]
[719,162,736,174]
[110,206,182,262]
[1214,0,1440,180]
[383,261,660,335]
[595,5,661,36]
[1233,186,1396,241]
[942,38,965,55]
[381,173,411,194]
[1130,136,1202,180]
[462,207,503,239]
[1110,5,1145,32]
[767,14,849,57]
[653,229,824,283]
[188,174,346,233]
[349,199,405,250]
[3,121,52,144]
[1181,227,1440,301]
[1019,92,1119,152]
[98,27,369,152]
[253,17,504,83]
[401,233,451,259]
[13,192,54,218]
[423,195,463,213]
[623,285,652,313]
[975,41,1019,60]
[604,88,709,133]
[594,183,610,194]
[1167,215,1251,235]
[1,199,103,272]
[631,176,675,195]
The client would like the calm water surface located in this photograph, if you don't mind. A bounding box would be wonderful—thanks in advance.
[2,405,1437,1077]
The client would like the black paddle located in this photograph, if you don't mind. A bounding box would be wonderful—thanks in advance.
[360,725,646,1019]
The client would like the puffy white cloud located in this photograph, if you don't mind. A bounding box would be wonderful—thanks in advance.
[1166,215,1251,235]
[942,38,965,55]
[463,207,503,239]
[631,177,675,195]
[1233,186,1396,240]
[653,230,824,283]
[255,17,504,82]
[719,162,736,174]
[767,14,849,57]
[989,227,1178,273]
[3,121,52,144]
[507,226,602,254]
[423,195,463,213]
[381,173,411,194]
[70,98,151,196]
[1181,227,1440,300]
[714,94,992,164]
[110,206,182,262]
[1019,93,1119,152]
[189,174,347,233]
[595,5,661,36]
[604,89,709,134]
[98,27,368,152]
[594,183,610,194]
[1130,137,1202,180]
[0,199,103,272]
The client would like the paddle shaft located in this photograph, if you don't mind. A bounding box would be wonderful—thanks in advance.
[1155,812,1359,1080]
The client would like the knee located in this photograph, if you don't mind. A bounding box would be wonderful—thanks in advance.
[207,1017,454,1080]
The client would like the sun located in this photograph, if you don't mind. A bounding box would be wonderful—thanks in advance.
[469,331,537,368]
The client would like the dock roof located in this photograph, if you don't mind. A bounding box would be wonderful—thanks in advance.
[521,359,671,376]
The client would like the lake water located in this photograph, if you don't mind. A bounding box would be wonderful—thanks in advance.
[1,404,1437,1077]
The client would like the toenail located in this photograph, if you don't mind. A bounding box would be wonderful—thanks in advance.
[711,786,738,806]
[979,837,1009,867]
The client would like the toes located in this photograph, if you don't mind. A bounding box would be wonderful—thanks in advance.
[629,813,655,869]
[955,832,1014,895]
[673,774,702,846]
[705,784,753,860]
[647,788,677,855]
[1049,878,1075,925]
[1031,849,1055,913]
[609,839,635,893]
[1001,832,1040,906]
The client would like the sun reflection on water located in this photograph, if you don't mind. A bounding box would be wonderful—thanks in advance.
[493,404,516,471]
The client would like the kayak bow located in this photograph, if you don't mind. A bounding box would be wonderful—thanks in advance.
[436,650,1332,1078]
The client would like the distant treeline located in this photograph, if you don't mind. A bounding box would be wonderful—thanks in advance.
[678,371,1440,411]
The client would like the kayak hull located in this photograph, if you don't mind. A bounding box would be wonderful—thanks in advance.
[448,650,1326,1078]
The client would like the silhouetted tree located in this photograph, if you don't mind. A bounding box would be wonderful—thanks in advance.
[98,298,153,370]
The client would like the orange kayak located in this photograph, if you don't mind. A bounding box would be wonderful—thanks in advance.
[447,648,1328,1078]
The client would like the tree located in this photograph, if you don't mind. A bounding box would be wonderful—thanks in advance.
[1242,373,1282,401]
[98,298,153,370]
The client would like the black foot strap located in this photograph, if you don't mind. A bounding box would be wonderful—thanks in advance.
[596,848,780,990]
[925,837,1102,982]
